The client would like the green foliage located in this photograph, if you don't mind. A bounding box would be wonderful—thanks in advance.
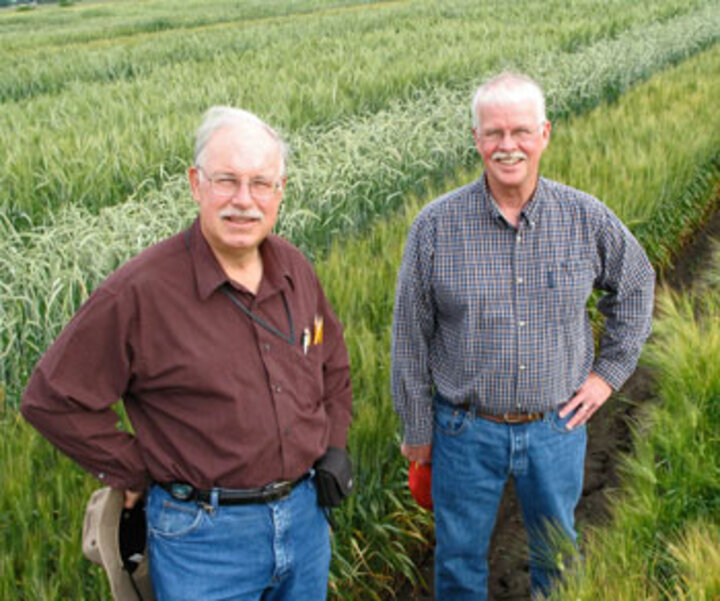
[548,252,720,601]
[2,2,720,599]
[2,0,719,226]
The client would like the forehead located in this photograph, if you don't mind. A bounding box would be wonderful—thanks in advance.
[203,124,283,175]
[479,100,541,128]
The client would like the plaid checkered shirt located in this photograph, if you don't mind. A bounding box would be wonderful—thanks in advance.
[391,175,655,446]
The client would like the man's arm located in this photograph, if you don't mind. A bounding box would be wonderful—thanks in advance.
[562,209,655,429]
[21,288,149,492]
[316,283,353,449]
[391,215,436,451]
[593,209,655,388]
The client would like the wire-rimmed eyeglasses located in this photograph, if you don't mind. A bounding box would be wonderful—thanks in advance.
[198,167,282,201]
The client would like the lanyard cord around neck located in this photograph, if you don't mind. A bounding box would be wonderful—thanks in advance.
[184,228,296,345]
[221,285,295,345]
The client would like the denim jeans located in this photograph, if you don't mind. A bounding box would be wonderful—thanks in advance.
[146,476,330,601]
[432,399,587,600]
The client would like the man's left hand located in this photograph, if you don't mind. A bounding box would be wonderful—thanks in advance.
[558,372,613,430]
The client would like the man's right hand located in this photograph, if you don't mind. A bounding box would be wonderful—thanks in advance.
[401,443,432,465]
[124,489,143,509]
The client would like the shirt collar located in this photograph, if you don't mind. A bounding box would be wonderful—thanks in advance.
[187,218,294,301]
[478,174,546,230]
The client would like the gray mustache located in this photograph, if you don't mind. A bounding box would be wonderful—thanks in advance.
[219,208,265,221]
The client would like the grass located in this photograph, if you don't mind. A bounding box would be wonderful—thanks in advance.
[3,43,719,413]
[2,0,719,224]
[2,48,719,597]
[547,242,720,601]
[1,5,720,601]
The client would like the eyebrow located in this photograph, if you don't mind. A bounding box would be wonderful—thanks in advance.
[209,171,274,180]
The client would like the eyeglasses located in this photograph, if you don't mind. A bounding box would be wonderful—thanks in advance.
[478,123,545,144]
[198,167,282,201]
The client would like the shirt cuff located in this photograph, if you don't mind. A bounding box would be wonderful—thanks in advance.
[95,469,152,492]
[592,359,630,391]
[402,417,433,447]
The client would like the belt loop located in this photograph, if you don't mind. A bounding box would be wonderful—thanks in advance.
[210,489,220,509]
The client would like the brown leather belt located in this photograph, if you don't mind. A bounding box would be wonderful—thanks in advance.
[475,411,545,424]
[451,400,545,424]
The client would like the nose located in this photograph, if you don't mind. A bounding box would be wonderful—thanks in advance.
[497,130,517,149]
[230,180,254,206]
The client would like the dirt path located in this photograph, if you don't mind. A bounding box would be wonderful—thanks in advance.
[394,206,720,600]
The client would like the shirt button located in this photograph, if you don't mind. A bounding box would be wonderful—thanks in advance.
[263,343,271,352]
[517,235,523,242]
[519,365,526,371]
[518,321,526,327]
[516,277,524,284]
[275,384,282,393]
[98,473,105,480]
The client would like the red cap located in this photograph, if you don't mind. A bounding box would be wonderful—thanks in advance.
[408,461,433,510]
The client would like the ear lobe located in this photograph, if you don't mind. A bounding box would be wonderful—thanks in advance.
[188,166,201,202]
[541,121,552,149]
[472,128,483,154]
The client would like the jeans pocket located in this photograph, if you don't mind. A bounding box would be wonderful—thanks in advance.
[434,404,470,437]
[148,495,206,539]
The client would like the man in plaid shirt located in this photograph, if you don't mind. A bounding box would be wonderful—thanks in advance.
[391,72,655,600]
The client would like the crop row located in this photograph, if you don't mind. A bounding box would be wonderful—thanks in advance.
[2,1,719,223]
[3,20,720,406]
[0,0,385,51]
[549,245,720,600]
[2,45,719,600]
[0,0,700,105]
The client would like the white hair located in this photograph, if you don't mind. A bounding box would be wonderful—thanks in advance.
[193,106,289,175]
[471,72,546,131]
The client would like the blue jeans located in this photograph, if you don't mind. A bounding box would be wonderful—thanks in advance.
[146,476,330,601]
[432,399,587,600]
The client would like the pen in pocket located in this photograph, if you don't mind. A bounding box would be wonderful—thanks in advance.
[302,328,311,354]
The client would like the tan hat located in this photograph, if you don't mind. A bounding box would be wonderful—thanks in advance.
[82,487,155,601]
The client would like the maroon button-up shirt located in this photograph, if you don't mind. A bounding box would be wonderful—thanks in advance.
[21,219,352,491]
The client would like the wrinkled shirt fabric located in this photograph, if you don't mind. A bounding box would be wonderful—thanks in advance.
[22,219,352,491]
[392,175,654,445]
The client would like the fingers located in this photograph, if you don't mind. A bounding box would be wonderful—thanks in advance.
[558,393,583,418]
[564,400,596,430]
[401,443,432,464]
[124,489,143,509]
[559,372,614,428]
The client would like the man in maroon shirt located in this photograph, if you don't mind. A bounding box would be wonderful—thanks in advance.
[22,107,353,601]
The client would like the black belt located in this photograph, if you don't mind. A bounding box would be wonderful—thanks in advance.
[159,473,310,506]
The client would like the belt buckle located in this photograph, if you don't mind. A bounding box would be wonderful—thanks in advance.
[169,482,195,501]
[262,480,292,500]
[502,413,525,424]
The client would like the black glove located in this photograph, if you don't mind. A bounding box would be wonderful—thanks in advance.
[313,447,353,508]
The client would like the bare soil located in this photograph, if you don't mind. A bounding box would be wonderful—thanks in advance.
[394,206,720,601]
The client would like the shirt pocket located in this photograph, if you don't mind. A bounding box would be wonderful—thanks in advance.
[288,342,324,411]
[544,259,593,323]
